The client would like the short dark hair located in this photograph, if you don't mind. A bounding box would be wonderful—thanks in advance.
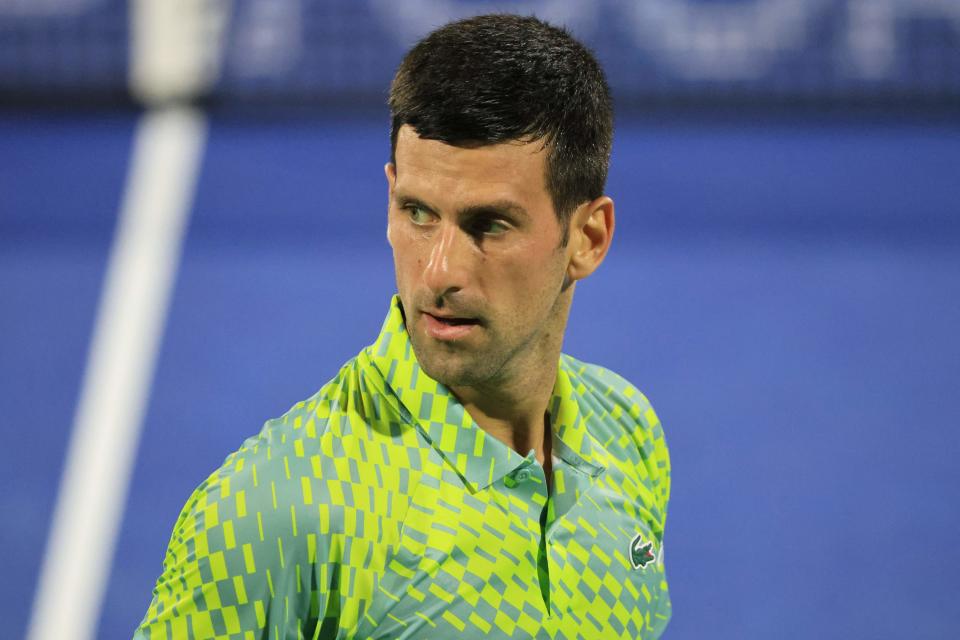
[388,14,613,229]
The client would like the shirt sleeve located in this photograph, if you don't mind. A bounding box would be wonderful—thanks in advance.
[644,400,670,532]
[639,398,672,638]
[134,427,333,639]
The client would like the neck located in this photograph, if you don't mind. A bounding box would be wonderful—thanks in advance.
[449,289,572,467]
[451,359,558,464]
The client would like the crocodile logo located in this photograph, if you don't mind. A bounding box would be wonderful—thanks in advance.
[629,533,656,570]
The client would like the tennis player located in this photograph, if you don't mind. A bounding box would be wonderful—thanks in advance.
[135,14,670,639]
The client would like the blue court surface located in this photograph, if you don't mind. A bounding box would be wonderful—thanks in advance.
[2,111,959,639]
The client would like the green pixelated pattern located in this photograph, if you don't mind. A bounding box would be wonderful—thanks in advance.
[134,297,670,639]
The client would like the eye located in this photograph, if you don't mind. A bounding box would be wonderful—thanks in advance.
[404,204,434,225]
[468,217,509,237]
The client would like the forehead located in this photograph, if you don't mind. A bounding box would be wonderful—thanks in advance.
[392,126,551,209]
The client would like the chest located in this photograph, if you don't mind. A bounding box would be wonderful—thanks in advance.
[348,459,667,640]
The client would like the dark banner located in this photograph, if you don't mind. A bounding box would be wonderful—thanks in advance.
[2,0,958,105]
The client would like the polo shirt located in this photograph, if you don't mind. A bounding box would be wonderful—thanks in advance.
[135,296,671,639]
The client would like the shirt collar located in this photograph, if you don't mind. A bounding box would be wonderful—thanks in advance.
[549,360,608,479]
[363,296,607,491]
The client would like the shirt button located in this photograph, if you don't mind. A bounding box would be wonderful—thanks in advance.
[515,469,531,482]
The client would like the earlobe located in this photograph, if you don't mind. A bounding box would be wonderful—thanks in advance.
[566,196,615,283]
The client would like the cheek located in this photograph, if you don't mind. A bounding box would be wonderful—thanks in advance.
[510,253,565,311]
[504,243,563,287]
[388,230,422,284]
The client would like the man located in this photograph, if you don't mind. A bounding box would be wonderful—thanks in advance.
[135,14,670,640]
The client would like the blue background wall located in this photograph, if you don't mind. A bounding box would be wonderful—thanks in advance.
[3,112,958,638]
[2,0,960,637]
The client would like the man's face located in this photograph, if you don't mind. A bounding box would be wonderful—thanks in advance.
[386,125,574,389]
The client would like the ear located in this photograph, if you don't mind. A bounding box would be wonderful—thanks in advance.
[566,196,615,283]
[385,162,397,246]
[385,162,396,192]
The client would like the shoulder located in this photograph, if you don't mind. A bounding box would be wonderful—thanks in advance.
[209,352,417,533]
[136,361,374,635]
[561,354,665,445]
[138,354,417,635]
[217,353,388,508]
[560,353,670,502]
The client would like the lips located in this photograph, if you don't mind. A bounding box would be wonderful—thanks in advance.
[421,311,480,340]
[430,315,475,325]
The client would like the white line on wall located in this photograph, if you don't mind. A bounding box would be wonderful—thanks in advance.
[26,107,207,640]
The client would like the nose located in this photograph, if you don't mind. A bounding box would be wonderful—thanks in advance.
[422,221,471,299]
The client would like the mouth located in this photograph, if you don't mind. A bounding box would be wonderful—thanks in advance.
[420,311,481,340]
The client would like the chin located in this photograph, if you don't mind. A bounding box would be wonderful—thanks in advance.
[417,357,467,387]
[414,350,481,388]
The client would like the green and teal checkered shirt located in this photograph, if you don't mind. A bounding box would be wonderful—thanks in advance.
[135,297,671,639]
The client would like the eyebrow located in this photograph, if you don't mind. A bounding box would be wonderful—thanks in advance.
[394,192,530,222]
[459,200,530,222]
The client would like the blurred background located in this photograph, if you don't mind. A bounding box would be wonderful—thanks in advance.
[1,1,959,638]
